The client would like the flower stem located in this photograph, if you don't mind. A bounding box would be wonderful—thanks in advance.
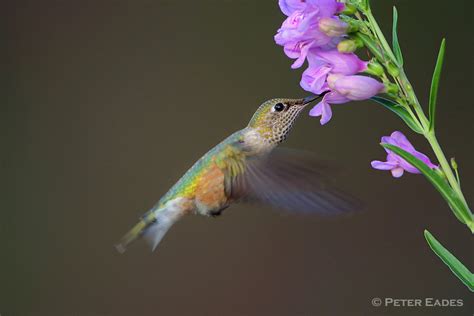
[365,8,398,66]
[363,7,473,227]
[425,131,468,208]
[397,65,467,209]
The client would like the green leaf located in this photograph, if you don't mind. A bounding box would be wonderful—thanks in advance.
[371,96,423,134]
[424,230,474,291]
[428,39,446,131]
[382,144,472,225]
[392,7,404,66]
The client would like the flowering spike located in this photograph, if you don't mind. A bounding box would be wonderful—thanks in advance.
[275,0,386,124]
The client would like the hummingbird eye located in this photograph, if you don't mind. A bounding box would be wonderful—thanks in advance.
[273,103,285,112]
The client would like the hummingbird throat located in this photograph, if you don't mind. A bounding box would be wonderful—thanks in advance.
[255,106,303,145]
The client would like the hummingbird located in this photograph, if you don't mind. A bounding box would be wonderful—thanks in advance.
[115,94,358,253]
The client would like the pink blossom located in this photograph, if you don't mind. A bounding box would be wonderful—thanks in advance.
[371,131,438,178]
[300,48,367,94]
[275,0,384,125]
[278,0,308,16]
[308,91,348,124]
[275,0,342,68]
[308,74,384,124]
[328,74,385,100]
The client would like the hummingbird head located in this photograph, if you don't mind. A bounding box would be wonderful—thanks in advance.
[247,95,323,144]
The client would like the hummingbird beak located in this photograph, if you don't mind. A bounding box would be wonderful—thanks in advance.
[302,91,329,105]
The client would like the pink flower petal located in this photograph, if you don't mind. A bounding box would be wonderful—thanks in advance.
[309,102,323,117]
[376,131,438,177]
[390,131,416,151]
[309,95,336,125]
[307,49,367,75]
[278,0,307,16]
[324,91,350,104]
[391,167,405,178]
[289,41,313,69]
[332,75,385,100]
[307,0,339,17]
[371,160,397,170]
[300,64,332,94]
[320,100,333,125]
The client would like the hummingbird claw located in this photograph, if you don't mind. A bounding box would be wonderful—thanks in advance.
[210,210,223,217]
[209,205,230,217]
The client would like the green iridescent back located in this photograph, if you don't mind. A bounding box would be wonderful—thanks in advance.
[156,130,245,207]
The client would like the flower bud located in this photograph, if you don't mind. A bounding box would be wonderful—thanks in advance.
[319,17,349,37]
[450,157,458,170]
[366,60,384,76]
[337,39,360,53]
[387,62,400,77]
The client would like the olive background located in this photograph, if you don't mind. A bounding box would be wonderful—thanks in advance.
[2,0,473,315]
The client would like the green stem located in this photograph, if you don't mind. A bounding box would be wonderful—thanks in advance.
[363,7,472,224]
[398,71,429,129]
[365,8,399,66]
[426,131,468,208]
[397,70,467,208]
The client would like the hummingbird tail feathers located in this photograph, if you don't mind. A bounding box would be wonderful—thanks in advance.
[115,204,184,253]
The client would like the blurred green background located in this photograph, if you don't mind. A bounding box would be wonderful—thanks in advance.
[2,0,472,315]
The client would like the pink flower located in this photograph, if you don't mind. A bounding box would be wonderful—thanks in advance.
[278,0,308,16]
[308,91,348,125]
[278,0,341,17]
[275,0,342,68]
[328,74,385,100]
[371,131,438,178]
[275,0,383,125]
[300,48,367,94]
[300,49,382,125]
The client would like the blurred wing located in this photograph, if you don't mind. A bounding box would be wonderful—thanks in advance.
[229,148,362,215]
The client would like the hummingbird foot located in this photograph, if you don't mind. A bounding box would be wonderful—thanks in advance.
[209,205,229,217]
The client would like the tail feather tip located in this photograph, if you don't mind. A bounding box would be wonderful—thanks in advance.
[115,243,127,254]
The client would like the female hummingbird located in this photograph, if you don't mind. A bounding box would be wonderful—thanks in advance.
[116,95,358,253]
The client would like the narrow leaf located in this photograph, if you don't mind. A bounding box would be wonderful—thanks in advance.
[392,7,404,66]
[424,230,474,291]
[382,144,472,225]
[428,39,446,131]
[371,96,422,134]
